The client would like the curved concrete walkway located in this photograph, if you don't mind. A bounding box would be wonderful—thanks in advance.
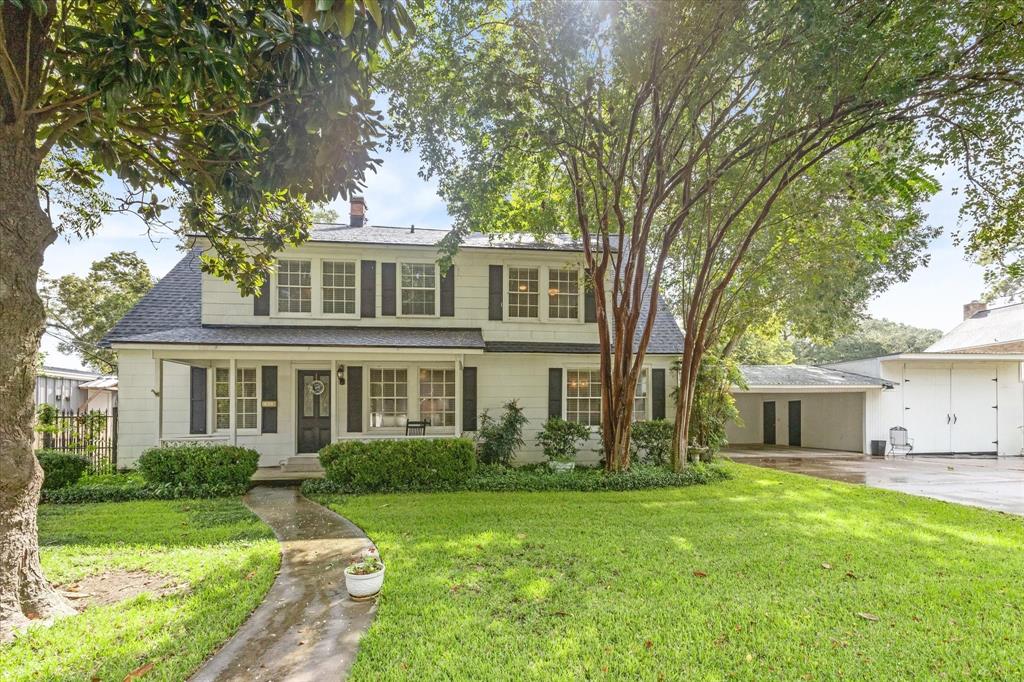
[191,486,376,681]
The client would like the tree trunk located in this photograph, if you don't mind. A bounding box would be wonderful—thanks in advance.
[671,339,705,472]
[0,126,72,641]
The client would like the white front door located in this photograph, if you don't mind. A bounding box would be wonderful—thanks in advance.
[950,365,999,453]
[903,366,952,453]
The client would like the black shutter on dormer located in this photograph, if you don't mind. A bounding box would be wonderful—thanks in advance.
[584,285,597,323]
[360,260,376,318]
[488,265,503,320]
[652,368,666,420]
[548,368,563,419]
[381,262,396,316]
[261,365,278,433]
[440,265,455,317]
[189,367,207,434]
[254,280,270,316]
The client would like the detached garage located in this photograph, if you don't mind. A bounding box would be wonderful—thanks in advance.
[727,365,891,454]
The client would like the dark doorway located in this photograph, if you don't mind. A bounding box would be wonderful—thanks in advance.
[297,370,331,453]
[763,401,776,445]
[788,400,802,447]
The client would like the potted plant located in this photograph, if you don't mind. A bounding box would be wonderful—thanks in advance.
[344,550,385,600]
[536,417,591,472]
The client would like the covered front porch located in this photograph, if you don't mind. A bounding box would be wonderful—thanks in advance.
[145,345,482,468]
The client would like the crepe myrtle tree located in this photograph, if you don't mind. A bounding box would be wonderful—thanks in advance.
[381,0,1023,471]
[0,0,412,638]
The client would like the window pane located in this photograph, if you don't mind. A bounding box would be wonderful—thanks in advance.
[236,368,257,429]
[369,369,409,427]
[399,263,436,315]
[566,369,601,426]
[277,260,311,313]
[322,260,357,314]
[508,267,539,318]
[215,368,230,429]
[634,371,648,421]
[419,368,456,427]
[548,268,579,319]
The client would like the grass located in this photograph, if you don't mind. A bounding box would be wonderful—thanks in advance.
[313,462,1024,681]
[0,498,279,681]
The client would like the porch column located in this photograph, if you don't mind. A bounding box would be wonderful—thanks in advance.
[229,357,237,445]
[455,354,464,438]
[330,358,338,442]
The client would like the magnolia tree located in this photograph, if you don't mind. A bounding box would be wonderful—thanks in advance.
[381,0,1024,471]
[0,0,412,639]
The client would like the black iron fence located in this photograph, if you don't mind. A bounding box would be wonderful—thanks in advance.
[35,408,118,473]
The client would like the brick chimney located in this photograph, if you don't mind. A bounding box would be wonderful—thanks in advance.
[963,299,986,320]
[349,196,367,227]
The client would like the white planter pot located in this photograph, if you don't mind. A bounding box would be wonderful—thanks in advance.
[345,565,385,599]
[548,461,575,473]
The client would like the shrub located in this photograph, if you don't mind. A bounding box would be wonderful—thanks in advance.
[686,354,744,461]
[36,450,89,489]
[631,420,674,466]
[536,418,591,463]
[475,400,528,466]
[41,482,248,504]
[319,438,476,492]
[137,444,260,486]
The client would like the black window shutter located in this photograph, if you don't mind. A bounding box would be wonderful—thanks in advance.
[254,280,270,316]
[440,265,456,317]
[261,365,278,433]
[488,264,503,320]
[189,367,207,434]
[462,366,477,431]
[347,366,363,432]
[548,368,563,419]
[652,368,666,420]
[360,260,376,318]
[584,271,597,323]
[381,262,396,316]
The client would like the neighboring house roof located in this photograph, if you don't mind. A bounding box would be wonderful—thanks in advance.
[102,247,686,354]
[739,364,892,388]
[926,302,1024,353]
[78,377,119,390]
[39,366,100,380]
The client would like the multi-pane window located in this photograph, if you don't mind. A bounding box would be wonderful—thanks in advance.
[566,369,602,426]
[634,371,648,421]
[401,263,436,315]
[277,259,311,313]
[322,260,357,314]
[419,369,456,427]
[369,368,408,428]
[236,368,258,429]
[548,268,579,319]
[214,367,230,429]
[508,267,539,318]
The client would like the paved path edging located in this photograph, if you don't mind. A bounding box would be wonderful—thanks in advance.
[190,486,376,681]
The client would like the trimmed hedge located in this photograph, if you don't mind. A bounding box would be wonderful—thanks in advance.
[36,451,89,490]
[319,438,476,493]
[42,482,249,504]
[138,444,259,487]
[303,462,730,496]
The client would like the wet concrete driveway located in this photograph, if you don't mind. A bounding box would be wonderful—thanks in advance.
[191,486,375,682]
[724,447,1024,516]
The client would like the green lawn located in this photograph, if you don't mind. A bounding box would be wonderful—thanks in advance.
[0,499,279,681]
[314,463,1024,681]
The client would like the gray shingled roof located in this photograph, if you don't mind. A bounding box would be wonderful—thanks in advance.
[103,248,685,353]
[307,224,588,251]
[740,364,891,387]
[926,302,1023,352]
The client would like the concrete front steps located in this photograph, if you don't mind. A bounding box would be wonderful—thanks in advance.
[251,456,325,485]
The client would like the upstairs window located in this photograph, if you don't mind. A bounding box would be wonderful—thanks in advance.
[566,369,602,426]
[548,268,579,319]
[508,267,539,318]
[401,263,436,315]
[419,368,456,427]
[322,260,357,314]
[277,259,311,313]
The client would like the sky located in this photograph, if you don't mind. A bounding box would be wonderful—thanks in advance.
[39,149,988,372]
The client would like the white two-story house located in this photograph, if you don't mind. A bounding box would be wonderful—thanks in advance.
[102,198,685,468]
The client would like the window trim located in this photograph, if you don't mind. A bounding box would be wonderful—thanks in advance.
[274,258,314,316]
[561,365,651,427]
[506,265,540,320]
[320,258,360,318]
[362,362,459,436]
[547,267,582,321]
[417,366,458,430]
[633,367,650,421]
[270,256,362,319]
[397,260,440,318]
[503,263,584,324]
[212,363,261,434]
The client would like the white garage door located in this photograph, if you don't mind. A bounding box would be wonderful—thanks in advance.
[904,366,952,453]
[903,364,999,454]
[950,365,998,453]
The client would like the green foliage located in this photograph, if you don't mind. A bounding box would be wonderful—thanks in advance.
[792,318,943,364]
[630,420,674,467]
[35,450,88,490]
[475,400,528,466]
[137,445,259,487]
[43,252,154,372]
[33,403,58,435]
[536,418,591,463]
[40,481,248,504]
[319,438,477,492]
[687,355,744,460]
[304,462,729,496]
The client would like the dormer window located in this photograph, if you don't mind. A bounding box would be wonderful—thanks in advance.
[322,260,357,315]
[277,259,311,313]
[508,267,539,318]
[548,268,579,319]
[401,263,437,315]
